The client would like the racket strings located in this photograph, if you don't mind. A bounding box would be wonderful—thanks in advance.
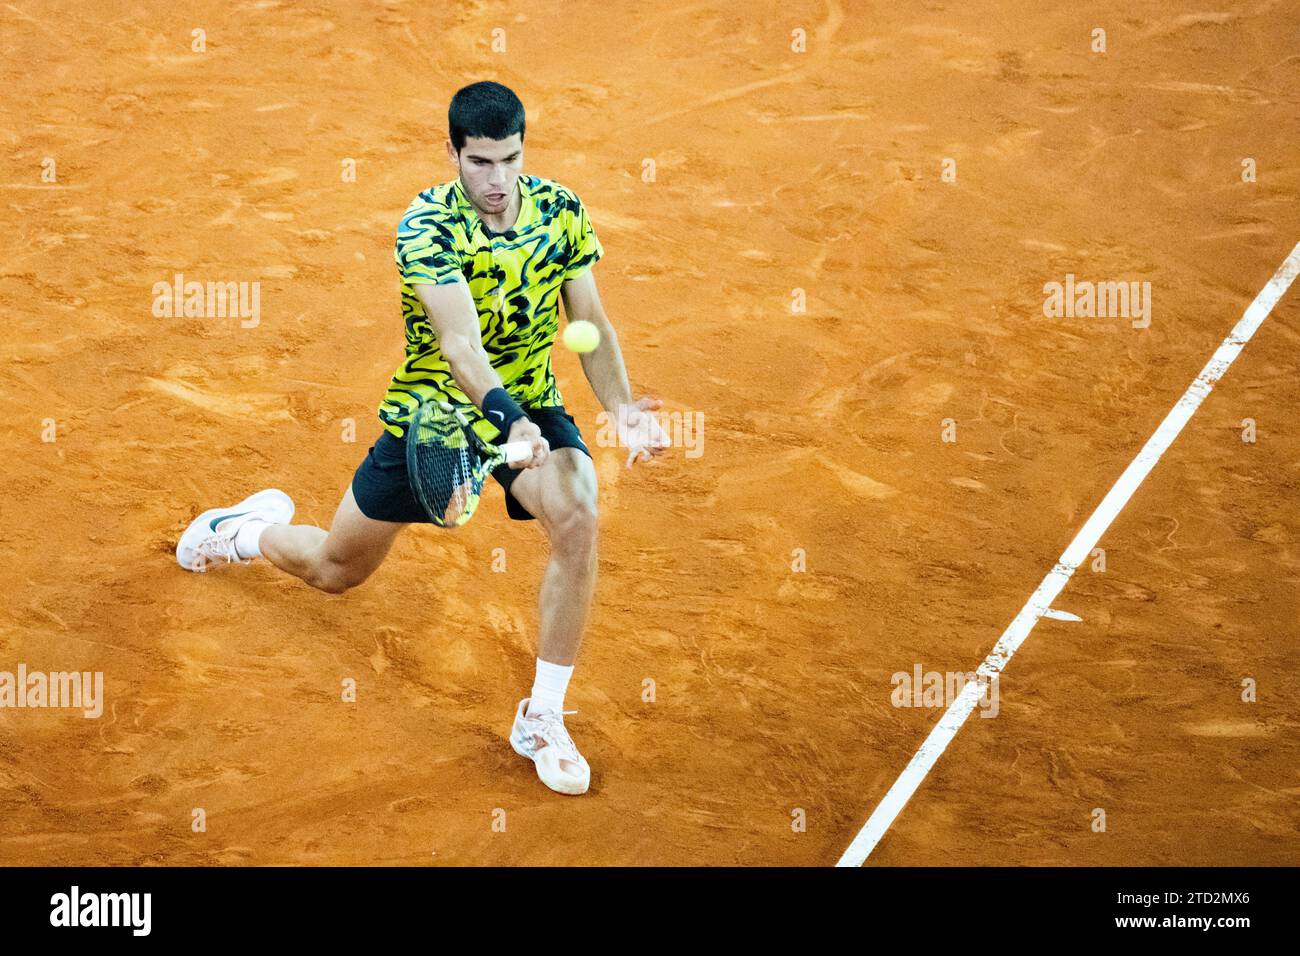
[408,405,496,527]
[412,440,473,525]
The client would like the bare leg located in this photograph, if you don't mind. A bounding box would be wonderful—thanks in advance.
[260,486,406,594]
[506,449,599,665]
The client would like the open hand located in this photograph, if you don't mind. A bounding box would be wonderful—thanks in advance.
[618,397,671,468]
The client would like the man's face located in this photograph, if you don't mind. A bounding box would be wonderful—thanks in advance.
[449,133,523,215]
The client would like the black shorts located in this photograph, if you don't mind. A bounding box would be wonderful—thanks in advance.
[350,406,590,523]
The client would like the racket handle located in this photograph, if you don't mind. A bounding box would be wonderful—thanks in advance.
[502,440,533,465]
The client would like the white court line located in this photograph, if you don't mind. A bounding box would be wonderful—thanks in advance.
[836,240,1300,868]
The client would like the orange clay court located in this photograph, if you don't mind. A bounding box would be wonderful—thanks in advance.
[1,0,1297,866]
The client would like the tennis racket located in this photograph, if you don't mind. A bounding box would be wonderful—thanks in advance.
[406,399,533,527]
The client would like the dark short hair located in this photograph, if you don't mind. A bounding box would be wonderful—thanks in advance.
[448,81,525,152]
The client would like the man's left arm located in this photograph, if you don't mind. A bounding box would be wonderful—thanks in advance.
[560,270,668,467]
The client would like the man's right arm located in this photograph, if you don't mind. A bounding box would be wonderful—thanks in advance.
[414,281,504,405]
[413,281,548,467]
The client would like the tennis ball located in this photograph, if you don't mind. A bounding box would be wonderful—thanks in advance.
[563,320,601,353]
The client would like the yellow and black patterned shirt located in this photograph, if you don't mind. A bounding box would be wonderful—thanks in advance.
[379,174,603,439]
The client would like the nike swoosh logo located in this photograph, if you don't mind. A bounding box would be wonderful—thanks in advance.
[488,410,505,422]
[209,510,251,532]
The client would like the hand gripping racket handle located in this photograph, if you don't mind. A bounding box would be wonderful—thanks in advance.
[502,441,533,465]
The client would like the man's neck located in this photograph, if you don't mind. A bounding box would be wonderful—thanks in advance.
[476,180,522,234]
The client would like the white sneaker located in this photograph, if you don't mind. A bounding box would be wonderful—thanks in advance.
[509,698,591,795]
[176,489,294,572]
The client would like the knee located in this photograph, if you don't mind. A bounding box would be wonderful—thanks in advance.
[548,498,598,556]
[307,559,371,595]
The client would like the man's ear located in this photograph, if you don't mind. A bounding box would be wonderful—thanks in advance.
[445,138,458,167]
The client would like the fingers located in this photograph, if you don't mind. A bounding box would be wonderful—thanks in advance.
[507,421,550,469]
[624,434,667,469]
[619,397,673,468]
[529,435,551,468]
[640,422,671,454]
[511,439,548,469]
[622,402,671,468]
[517,433,549,469]
[625,446,652,469]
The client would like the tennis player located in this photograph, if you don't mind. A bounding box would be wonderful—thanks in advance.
[176,81,669,796]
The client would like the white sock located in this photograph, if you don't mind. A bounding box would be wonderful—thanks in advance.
[233,519,270,560]
[527,658,574,717]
